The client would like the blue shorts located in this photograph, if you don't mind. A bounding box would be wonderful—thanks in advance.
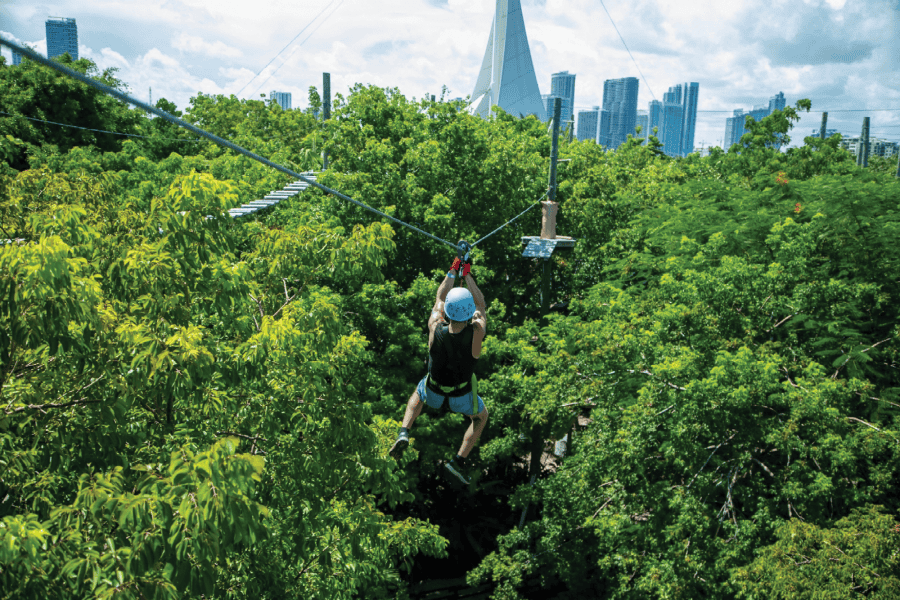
[416,376,485,416]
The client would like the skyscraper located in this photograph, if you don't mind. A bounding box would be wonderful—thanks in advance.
[724,109,746,149]
[680,83,700,156]
[599,77,639,151]
[550,71,576,132]
[541,94,555,122]
[660,101,684,157]
[576,107,599,142]
[659,85,684,156]
[469,0,545,120]
[663,84,682,106]
[723,92,786,150]
[648,100,663,139]
[768,91,786,113]
[636,110,649,142]
[269,91,292,111]
[46,17,78,61]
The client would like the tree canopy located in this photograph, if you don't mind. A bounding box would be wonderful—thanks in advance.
[1,56,898,599]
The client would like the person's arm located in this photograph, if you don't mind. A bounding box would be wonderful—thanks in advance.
[428,267,457,349]
[465,272,487,358]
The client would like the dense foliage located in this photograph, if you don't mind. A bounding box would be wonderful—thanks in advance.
[1,55,898,599]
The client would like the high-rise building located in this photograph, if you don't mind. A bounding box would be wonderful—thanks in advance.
[269,91,292,111]
[597,110,612,149]
[12,50,22,66]
[648,100,663,139]
[660,101,684,157]
[550,71,576,131]
[636,110,649,142]
[680,83,700,156]
[724,109,745,149]
[599,77,639,151]
[46,17,78,61]
[576,106,599,142]
[768,91,786,113]
[723,92,786,150]
[469,0,545,121]
[541,94,555,122]
[657,83,700,157]
[663,84,682,106]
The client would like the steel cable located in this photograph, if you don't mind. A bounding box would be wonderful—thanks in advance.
[0,110,202,143]
[472,189,549,247]
[1,36,547,255]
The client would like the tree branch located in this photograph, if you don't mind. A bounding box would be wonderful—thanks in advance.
[766,313,794,333]
[272,294,297,319]
[626,369,686,391]
[5,399,103,415]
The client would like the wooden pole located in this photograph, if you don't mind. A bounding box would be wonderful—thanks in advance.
[896,145,900,178]
[541,97,561,327]
[323,73,331,170]
[519,98,563,531]
[819,112,827,139]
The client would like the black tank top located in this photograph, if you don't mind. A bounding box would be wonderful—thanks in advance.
[428,322,478,388]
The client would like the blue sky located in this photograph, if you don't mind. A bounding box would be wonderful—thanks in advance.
[2,0,899,151]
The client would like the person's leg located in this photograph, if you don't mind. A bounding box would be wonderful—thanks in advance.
[401,389,424,429]
[391,386,428,460]
[457,404,488,458]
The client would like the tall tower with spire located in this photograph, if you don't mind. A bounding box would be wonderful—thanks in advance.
[469,0,545,121]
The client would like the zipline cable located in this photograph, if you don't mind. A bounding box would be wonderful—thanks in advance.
[0,37,547,255]
[472,189,549,247]
[249,0,346,99]
[0,37,462,250]
[0,110,202,143]
[236,0,340,97]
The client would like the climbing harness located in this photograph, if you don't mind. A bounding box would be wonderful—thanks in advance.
[0,36,546,261]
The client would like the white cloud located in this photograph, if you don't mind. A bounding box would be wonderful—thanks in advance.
[2,0,897,149]
[172,33,243,58]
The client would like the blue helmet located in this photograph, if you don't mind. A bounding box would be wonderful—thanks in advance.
[444,288,476,322]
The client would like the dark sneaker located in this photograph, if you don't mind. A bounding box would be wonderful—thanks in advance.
[444,459,470,485]
[389,432,409,460]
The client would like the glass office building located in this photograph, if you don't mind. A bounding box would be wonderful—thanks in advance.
[648,100,663,139]
[661,101,684,157]
[550,71,576,131]
[577,107,599,142]
[680,83,700,156]
[46,17,78,61]
[269,91,292,111]
[599,77,639,151]
[724,92,785,150]
[636,110,648,142]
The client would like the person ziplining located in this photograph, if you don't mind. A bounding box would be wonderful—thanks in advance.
[389,251,489,486]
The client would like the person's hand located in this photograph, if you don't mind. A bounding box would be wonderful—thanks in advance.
[450,257,462,272]
[461,263,471,277]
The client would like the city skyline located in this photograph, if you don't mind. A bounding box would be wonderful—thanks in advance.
[1,0,898,151]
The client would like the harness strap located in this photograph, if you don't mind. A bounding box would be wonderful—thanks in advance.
[426,373,479,416]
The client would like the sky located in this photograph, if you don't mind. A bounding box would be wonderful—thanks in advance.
[2,0,899,151]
